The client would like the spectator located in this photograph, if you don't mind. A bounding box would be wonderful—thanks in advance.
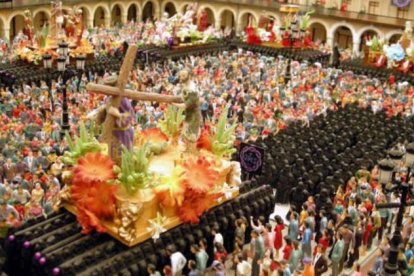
[331,231,345,276]
[211,225,224,248]
[368,248,384,276]
[288,212,299,242]
[187,260,200,276]
[166,246,187,276]
[302,221,313,258]
[273,215,284,258]
[147,264,161,276]
[288,240,302,273]
[313,244,328,276]
[190,244,208,272]
[251,230,264,276]
[235,253,251,276]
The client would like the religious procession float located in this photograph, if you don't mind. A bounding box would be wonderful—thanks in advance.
[57,46,241,246]
[364,21,414,74]
[12,1,94,65]
[244,4,315,49]
[7,2,222,66]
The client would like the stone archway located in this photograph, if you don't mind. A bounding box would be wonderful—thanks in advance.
[94,6,107,27]
[127,4,138,22]
[33,11,49,31]
[309,22,327,44]
[164,2,177,17]
[143,1,154,22]
[10,14,25,40]
[219,10,235,31]
[111,4,122,26]
[333,25,353,50]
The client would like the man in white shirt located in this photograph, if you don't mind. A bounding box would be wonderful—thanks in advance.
[235,254,251,275]
[211,225,224,247]
[166,246,187,276]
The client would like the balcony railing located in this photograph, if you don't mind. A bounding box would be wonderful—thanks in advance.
[213,0,406,28]
[0,0,407,28]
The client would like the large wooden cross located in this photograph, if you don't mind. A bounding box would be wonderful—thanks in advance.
[86,45,183,163]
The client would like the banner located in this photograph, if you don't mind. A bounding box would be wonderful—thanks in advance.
[392,0,412,8]
[239,143,264,175]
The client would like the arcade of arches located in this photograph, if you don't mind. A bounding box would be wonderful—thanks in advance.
[0,0,404,53]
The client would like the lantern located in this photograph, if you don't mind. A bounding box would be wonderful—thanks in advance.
[405,143,414,168]
[378,159,395,185]
[42,54,52,69]
[56,56,66,72]
[76,55,86,71]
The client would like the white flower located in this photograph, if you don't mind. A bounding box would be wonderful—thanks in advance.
[147,212,167,241]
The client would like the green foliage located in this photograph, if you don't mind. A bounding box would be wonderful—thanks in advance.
[370,36,382,52]
[158,105,185,139]
[61,123,102,166]
[36,25,49,48]
[211,107,237,158]
[300,10,315,30]
[113,144,151,195]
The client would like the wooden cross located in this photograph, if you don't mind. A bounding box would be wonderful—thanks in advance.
[86,45,183,163]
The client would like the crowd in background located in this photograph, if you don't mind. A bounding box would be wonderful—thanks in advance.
[1,49,414,274]
[146,165,414,276]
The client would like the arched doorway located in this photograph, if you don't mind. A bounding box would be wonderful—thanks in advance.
[143,1,154,22]
[389,33,402,44]
[309,22,327,44]
[334,26,353,50]
[359,29,378,51]
[220,10,235,31]
[94,7,106,27]
[127,4,138,22]
[164,2,177,18]
[33,11,49,31]
[10,14,25,40]
[240,13,256,31]
[111,4,122,26]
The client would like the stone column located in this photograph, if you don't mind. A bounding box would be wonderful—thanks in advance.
[326,35,333,47]
[104,16,110,28]
[352,38,360,58]
[215,19,222,30]
[3,27,10,41]
[121,14,128,24]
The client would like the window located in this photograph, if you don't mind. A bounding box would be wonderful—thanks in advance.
[368,1,379,15]
[397,7,408,19]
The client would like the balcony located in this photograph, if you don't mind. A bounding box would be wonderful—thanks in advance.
[213,0,406,28]
[0,0,407,28]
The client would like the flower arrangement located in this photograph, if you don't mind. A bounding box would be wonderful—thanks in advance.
[366,36,383,52]
[154,156,222,223]
[157,105,185,143]
[113,144,151,195]
[62,123,103,166]
[197,108,237,158]
[71,152,117,234]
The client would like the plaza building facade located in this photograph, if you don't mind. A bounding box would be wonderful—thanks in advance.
[0,0,412,54]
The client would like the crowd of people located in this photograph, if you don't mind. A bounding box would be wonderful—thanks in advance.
[144,163,414,276]
[1,48,414,274]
